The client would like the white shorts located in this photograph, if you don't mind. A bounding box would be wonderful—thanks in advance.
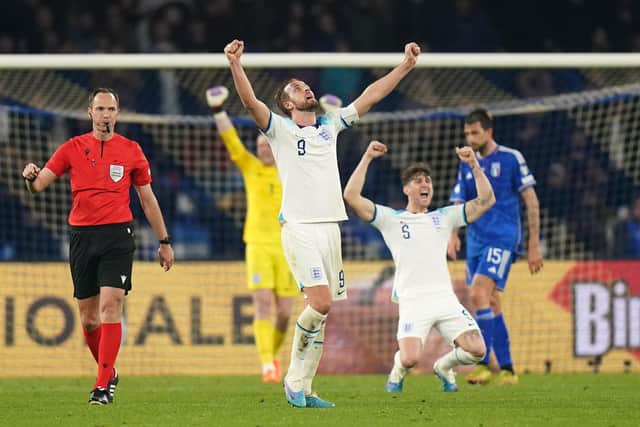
[396,295,479,345]
[281,221,346,301]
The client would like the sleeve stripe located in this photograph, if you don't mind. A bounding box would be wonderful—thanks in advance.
[260,111,273,133]
[368,204,378,223]
[498,145,526,164]
[462,203,468,225]
[518,182,536,192]
[340,115,350,128]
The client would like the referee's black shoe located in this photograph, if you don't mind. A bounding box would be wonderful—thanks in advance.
[107,368,119,403]
[88,387,110,405]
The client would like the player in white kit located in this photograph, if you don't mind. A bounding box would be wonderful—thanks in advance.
[343,141,495,392]
[224,39,420,407]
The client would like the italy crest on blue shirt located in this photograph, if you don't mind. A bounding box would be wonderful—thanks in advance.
[490,162,501,177]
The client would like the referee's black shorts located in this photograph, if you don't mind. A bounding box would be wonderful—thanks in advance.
[69,221,136,299]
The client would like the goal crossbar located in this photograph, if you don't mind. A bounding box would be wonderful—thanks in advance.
[1,53,640,69]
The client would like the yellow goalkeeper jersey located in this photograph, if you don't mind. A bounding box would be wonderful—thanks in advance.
[220,127,282,244]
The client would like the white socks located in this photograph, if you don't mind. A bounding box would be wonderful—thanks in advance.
[388,351,410,383]
[287,305,327,384]
[302,324,325,396]
[437,346,483,371]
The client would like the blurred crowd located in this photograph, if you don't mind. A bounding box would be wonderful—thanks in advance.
[1,0,639,262]
[2,0,640,54]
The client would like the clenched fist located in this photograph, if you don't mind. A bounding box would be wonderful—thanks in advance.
[404,42,421,68]
[22,163,40,181]
[224,39,244,64]
[455,146,479,168]
[365,140,388,159]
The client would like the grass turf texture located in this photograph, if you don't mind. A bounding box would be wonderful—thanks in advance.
[0,374,637,426]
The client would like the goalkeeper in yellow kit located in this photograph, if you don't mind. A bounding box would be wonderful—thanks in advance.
[206,85,295,382]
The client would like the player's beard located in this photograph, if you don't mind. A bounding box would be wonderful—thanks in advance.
[297,98,319,112]
[470,139,487,154]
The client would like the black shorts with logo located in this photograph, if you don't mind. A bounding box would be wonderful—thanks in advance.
[69,221,136,299]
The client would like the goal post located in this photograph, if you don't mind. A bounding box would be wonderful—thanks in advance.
[1,54,639,377]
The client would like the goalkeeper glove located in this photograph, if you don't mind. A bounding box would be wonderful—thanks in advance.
[206,86,229,112]
[319,94,343,113]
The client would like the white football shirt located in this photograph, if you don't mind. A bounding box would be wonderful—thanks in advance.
[261,104,359,223]
[371,204,467,303]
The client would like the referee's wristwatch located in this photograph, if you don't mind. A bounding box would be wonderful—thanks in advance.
[159,236,172,245]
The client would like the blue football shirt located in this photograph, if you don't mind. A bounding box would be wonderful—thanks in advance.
[450,144,535,252]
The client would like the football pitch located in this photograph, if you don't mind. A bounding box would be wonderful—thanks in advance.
[0,374,637,426]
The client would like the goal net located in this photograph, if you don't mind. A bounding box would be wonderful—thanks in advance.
[1,58,639,376]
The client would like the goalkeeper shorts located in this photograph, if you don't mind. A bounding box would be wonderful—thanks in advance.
[245,242,298,297]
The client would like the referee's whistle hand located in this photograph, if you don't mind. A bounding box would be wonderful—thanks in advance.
[22,163,40,180]
[158,246,174,271]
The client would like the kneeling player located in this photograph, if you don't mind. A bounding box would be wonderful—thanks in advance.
[343,141,495,392]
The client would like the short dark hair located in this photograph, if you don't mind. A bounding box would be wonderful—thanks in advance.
[88,88,119,107]
[465,108,493,130]
[274,78,298,117]
[401,162,431,186]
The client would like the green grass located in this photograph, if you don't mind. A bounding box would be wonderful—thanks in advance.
[0,374,637,426]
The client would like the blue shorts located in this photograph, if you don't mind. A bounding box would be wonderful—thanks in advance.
[465,245,515,291]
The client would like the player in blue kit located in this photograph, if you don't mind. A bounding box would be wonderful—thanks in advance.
[448,108,543,385]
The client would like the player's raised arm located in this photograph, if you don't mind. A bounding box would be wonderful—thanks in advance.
[521,187,544,274]
[224,39,270,130]
[343,141,387,222]
[456,146,495,223]
[352,42,420,117]
[206,86,233,132]
[207,85,251,164]
[213,108,233,133]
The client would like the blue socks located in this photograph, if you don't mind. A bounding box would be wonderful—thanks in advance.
[493,313,513,372]
[474,309,515,372]
[475,307,494,365]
